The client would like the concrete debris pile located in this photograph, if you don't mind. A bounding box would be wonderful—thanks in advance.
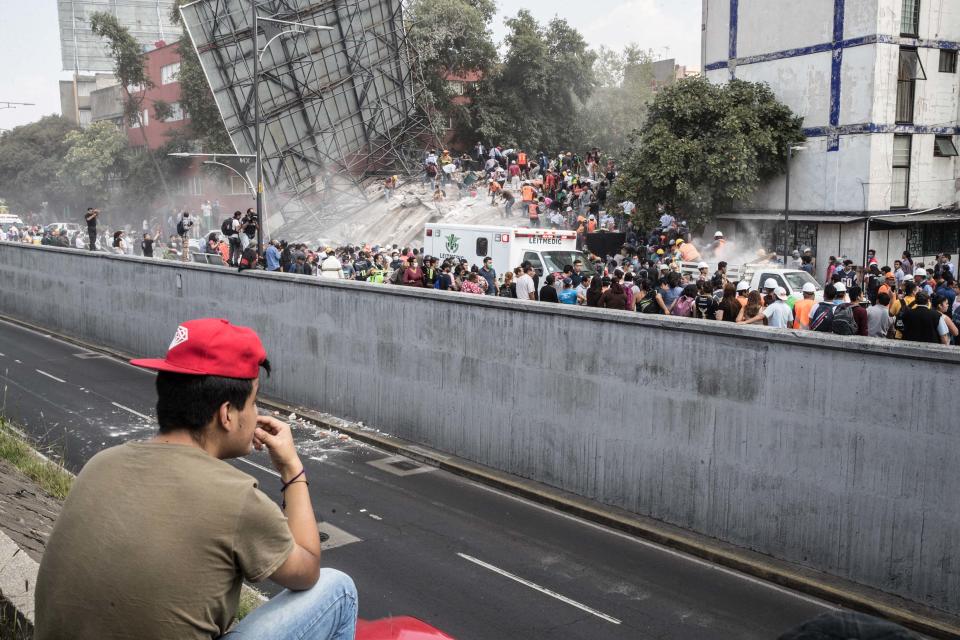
[278,175,509,248]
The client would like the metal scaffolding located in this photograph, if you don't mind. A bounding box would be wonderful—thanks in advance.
[179,0,440,239]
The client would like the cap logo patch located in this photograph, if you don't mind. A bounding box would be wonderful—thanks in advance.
[169,325,189,350]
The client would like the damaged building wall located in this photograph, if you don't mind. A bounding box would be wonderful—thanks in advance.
[1,243,959,615]
[704,0,959,218]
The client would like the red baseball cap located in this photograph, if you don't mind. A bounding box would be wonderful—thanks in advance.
[130,318,267,379]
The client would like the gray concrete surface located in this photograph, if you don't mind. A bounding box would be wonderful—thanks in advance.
[1,243,957,616]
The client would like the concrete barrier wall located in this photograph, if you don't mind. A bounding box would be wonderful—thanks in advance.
[1,243,958,614]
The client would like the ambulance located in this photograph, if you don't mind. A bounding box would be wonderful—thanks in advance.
[423,224,595,279]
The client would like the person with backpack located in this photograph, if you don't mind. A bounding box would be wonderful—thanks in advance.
[845,285,869,336]
[670,284,697,317]
[694,281,717,320]
[809,284,839,332]
[222,212,242,266]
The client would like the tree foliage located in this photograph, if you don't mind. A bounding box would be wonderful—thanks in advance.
[58,122,129,205]
[578,45,656,156]
[90,11,173,206]
[170,1,233,151]
[0,116,77,213]
[406,0,497,145]
[611,77,805,229]
[470,11,596,152]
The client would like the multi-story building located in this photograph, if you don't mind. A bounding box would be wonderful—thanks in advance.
[702,0,960,277]
[650,59,700,92]
[78,40,254,225]
[59,73,118,127]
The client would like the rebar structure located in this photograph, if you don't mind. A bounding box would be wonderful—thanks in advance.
[179,0,440,239]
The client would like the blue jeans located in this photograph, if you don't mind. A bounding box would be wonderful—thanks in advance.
[224,569,357,640]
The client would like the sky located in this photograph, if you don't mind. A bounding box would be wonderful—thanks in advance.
[0,0,702,132]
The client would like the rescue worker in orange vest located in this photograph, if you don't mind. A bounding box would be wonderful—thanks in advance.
[709,231,727,259]
[521,183,536,204]
[517,151,528,177]
[488,179,502,205]
[528,201,540,227]
[792,282,817,329]
[678,239,701,262]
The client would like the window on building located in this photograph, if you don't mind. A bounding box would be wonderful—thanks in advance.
[901,0,920,37]
[189,175,203,196]
[448,81,465,96]
[476,237,488,256]
[230,175,250,195]
[896,48,925,123]
[939,49,958,73]
[934,135,959,157]
[891,134,912,209]
[126,83,142,94]
[161,62,180,85]
[167,101,185,122]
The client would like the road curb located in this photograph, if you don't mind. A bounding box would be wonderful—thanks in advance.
[2,313,959,638]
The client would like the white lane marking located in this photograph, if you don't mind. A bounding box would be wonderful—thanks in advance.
[35,369,66,383]
[457,553,622,625]
[236,457,281,478]
[368,514,382,521]
[466,481,840,611]
[0,352,5,357]
[110,402,152,421]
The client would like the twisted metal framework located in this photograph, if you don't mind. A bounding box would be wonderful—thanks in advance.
[180,0,438,237]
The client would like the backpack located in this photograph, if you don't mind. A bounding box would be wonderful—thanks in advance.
[176,221,186,236]
[810,304,835,332]
[672,295,694,318]
[221,218,237,236]
[831,303,857,336]
[237,247,258,272]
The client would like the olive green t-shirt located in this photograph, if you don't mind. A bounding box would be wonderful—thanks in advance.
[35,442,294,639]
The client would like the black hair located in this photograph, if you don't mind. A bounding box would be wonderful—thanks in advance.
[915,291,930,306]
[877,292,891,306]
[155,362,270,436]
[823,284,837,301]
[848,285,862,300]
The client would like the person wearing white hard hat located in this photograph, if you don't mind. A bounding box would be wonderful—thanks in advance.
[834,280,848,303]
[762,287,794,328]
[709,230,727,260]
[762,277,779,307]
[697,261,709,282]
[793,282,818,330]
[914,268,933,295]
[735,280,751,309]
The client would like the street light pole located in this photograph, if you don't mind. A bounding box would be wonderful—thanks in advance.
[784,145,805,261]
[252,0,263,259]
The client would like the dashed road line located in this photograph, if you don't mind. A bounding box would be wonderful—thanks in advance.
[35,369,66,383]
[110,402,152,421]
[457,553,622,625]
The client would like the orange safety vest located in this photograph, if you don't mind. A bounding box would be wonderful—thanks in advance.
[489,181,502,194]
[528,203,539,219]
[518,152,527,166]
[793,298,815,329]
[521,185,535,202]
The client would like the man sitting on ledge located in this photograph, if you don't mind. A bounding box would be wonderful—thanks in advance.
[35,318,357,639]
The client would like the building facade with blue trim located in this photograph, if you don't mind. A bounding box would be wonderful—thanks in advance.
[702,0,960,276]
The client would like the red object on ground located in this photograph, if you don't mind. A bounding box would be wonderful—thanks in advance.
[356,616,456,640]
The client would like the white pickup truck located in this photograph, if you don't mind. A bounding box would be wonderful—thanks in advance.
[681,262,823,300]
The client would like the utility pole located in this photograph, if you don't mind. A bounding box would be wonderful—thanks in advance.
[252,0,263,258]
[784,145,805,260]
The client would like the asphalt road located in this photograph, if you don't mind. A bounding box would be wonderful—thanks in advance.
[0,318,836,639]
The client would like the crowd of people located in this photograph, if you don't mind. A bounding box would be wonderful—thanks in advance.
[4,140,958,348]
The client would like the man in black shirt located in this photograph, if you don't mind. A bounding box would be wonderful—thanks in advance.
[84,208,98,251]
[140,233,154,258]
[900,292,947,344]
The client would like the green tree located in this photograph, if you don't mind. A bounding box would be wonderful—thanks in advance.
[471,11,595,151]
[0,116,77,214]
[578,45,656,156]
[170,1,233,151]
[406,0,497,145]
[611,77,805,229]
[89,11,173,205]
[58,122,128,206]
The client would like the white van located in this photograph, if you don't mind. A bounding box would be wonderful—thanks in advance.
[423,224,595,279]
